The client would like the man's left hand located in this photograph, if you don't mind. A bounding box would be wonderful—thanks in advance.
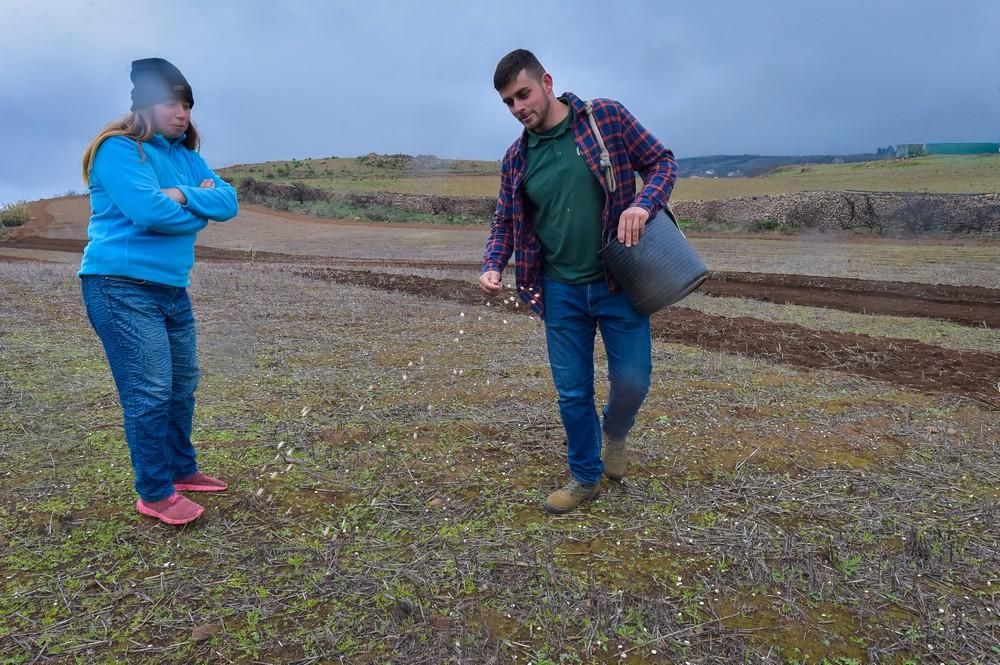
[617,206,650,247]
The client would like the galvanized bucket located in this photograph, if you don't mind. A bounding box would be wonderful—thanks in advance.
[599,207,708,315]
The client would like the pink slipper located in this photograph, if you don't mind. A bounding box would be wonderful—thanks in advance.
[174,471,228,492]
[136,493,204,526]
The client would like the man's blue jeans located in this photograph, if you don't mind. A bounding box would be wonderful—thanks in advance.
[81,276,200,502]
[542,276,652,485]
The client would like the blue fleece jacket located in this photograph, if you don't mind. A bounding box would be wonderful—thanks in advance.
[79,133,238,287]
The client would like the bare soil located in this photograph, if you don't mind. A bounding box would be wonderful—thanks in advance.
[2,200,998,663]
[702,271,1000,327]
[292,268,1000,408]
[5,233,997,328]
[4,197,997,408]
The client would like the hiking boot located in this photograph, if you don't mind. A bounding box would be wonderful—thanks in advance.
[174,471,228,492]
[544,479,601,514]
[602,435,627,481]
[136,493,204,526]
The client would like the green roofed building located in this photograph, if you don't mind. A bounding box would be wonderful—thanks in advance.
[896,142,1000,157]
[925,142,1000,155]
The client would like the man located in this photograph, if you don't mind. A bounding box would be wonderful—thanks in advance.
[480,49,677,514]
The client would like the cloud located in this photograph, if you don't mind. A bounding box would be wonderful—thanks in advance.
[2,0,998,204]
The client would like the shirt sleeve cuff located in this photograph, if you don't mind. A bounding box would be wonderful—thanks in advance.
[632,197,658,217]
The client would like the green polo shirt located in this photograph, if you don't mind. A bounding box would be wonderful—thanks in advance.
[523,105,606,284]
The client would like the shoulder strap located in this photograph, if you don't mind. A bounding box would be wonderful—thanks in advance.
[586,100,677,226]
[583,100,617,193]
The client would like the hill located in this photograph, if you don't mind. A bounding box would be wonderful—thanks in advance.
[676,153,881,177]
[218,153,1000,203]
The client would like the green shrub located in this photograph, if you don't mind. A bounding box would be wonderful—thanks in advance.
[752,217,792,233]
[0,201,28,229]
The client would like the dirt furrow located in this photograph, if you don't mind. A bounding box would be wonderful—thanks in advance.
[295,267,999,407]
[703,271,999,327]
[3,235,997,327]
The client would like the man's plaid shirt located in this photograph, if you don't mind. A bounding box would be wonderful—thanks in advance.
[481,91,677,318]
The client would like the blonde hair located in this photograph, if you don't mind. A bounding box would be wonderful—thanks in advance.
[81,110,200,185]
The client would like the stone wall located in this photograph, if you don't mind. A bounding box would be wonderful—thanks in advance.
[238,178,999,234]
[335,192,496,217]
[669,191,1000,234]
[237,179,496,218]
[347,189,1000,234]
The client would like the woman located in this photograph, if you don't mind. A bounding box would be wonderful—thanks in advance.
[79,58,238,526]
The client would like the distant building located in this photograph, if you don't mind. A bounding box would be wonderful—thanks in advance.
[896,143,926,157]
[925,142,1000,155]
[896,142,1000,157]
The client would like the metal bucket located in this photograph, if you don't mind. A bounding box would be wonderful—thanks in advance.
[598,208,708,315]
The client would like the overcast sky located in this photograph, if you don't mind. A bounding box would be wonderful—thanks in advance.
[2,0,998,205]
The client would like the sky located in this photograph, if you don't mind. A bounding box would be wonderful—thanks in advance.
[1,0,998,205]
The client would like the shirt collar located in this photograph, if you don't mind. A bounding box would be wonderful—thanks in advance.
[526,98,574,148]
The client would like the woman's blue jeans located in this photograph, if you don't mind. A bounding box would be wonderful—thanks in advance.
[81,276,200,502]
[542,276,652,485]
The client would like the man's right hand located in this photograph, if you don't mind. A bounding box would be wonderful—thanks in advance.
[479,270,503,296]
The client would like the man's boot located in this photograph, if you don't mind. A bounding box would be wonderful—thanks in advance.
[602,434,627,481]
[544,478,601,514]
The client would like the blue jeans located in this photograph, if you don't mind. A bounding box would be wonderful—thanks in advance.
[542,276,652,484]
[81,276,200,502]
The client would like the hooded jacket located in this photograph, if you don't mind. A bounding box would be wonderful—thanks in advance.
[79,134,238,287]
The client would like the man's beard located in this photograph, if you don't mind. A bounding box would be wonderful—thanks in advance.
[530,96,551,129]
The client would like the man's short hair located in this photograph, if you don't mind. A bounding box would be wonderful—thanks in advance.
[494,49,545,91]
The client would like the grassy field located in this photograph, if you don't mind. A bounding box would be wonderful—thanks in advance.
[218,154,1000,202]
[2,253,998,663]
[677,155,1000,200]
[2,197,998,663]
[220,157,500,198]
